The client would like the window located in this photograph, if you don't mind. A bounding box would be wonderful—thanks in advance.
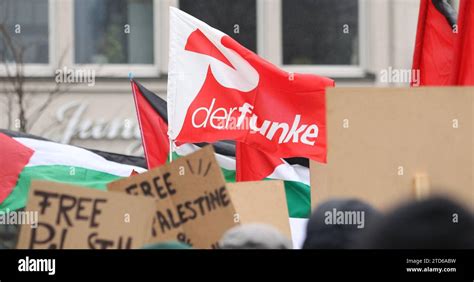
[179,0,257,52]
[74,0,154,64]
[0,0,49,64]
[282,0,359,66]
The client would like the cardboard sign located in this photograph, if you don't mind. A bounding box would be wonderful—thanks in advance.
[311,87,474,211]
[17,181,155,249]
[227,180,292,241]
[108,145,238,249]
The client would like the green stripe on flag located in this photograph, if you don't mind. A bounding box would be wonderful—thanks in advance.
[0,165,121,212]
[1,163,311,219]
[221,167,236,183]
[282,180,311,218]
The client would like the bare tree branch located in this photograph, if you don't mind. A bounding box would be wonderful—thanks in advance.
[26,46,72,132]
[0,23,21,131]
[1,16,70,134]
[0,76,13,129]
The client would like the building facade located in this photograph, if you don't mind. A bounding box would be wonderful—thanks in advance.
[0,0,448,156]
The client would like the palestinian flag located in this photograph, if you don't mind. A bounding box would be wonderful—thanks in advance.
[236,142,311,218]
[0,129,146,212]
[172,140,313,247]
[132,80,311,219]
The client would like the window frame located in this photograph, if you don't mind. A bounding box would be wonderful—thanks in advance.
[70,0,161,78]
[0,0,163,78]
[0,0,56,77]
[1,0,368,79]
[259,0,367,78]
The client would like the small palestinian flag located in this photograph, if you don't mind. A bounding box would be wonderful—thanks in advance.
[0,129,146,212]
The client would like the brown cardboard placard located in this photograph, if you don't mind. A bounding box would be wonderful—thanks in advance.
[108,145,238,249]
[311,87,474,211]
[17,181,156,249]
[227,180,292,241]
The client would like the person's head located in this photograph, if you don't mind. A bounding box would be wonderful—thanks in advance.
[219,223,292,249]
[0,223,20,249]
[303,198,380,249]
[359,196,474,249]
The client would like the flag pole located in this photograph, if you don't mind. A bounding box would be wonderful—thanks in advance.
[169,138,173,163]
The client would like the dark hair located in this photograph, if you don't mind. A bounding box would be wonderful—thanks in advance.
[303,198,381,249]
[359,196,474,249]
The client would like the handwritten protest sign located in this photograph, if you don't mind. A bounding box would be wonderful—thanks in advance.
[17,181,155,249]
[108,145,238,249]
[227,180,292,241]
[311,87,474,211]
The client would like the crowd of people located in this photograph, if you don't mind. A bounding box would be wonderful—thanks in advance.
[146,197,474,249]
[1,196,473,249]
[145,196,474,249]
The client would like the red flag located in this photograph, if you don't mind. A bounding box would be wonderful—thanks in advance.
[168,8,334,163]
[131,80,169,168]
[412,0,457,86]
[452,0,474,85]
[236,142,283,182]
[0,133,34,202]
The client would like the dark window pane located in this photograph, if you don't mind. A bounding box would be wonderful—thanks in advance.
[75,0,154,64]
[282,0,359,65]
[179,0,257,52]
[0,0,49,64]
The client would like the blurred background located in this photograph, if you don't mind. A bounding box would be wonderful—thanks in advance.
[0,0,460,156]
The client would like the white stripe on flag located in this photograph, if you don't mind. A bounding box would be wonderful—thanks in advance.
[14,138,145,176]
[290,217,308,249]
[267,162,310,186]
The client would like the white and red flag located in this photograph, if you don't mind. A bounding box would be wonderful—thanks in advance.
[167,8,334,163]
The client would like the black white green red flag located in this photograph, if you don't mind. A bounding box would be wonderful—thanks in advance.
[0,130,146,212]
